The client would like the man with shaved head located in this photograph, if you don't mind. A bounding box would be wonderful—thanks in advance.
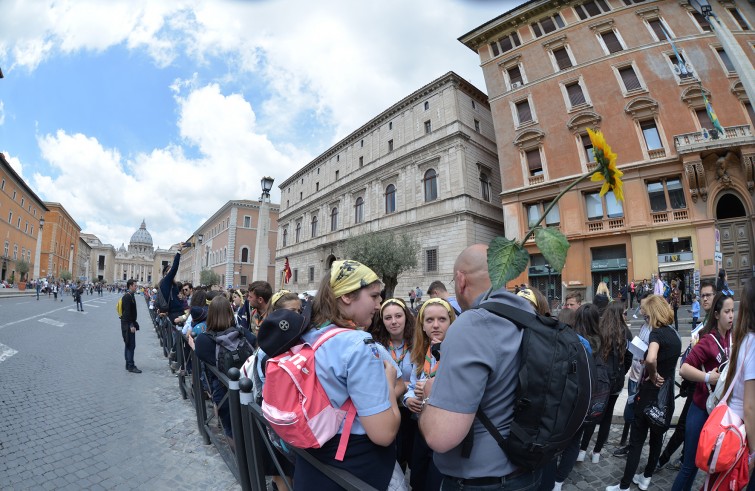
[419,244,542,489]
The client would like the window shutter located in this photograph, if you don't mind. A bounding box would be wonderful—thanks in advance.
[649,19,668,40]
[526,149,542,172]
[566,83,586,106]
[696,108,712,129]
[601,30,623,53]
[619,66,641,91]
[516,100,533,123]
[508,66,523,84]
[554,48,573,70]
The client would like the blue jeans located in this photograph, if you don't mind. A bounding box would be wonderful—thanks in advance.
[671,402,708,491]
[441,469,542,491]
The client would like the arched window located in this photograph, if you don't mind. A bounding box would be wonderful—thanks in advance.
[330,207,338,231]
[282,228,288,247]
[295,222,301,243]
[311,215,318,238]
[355,197,364,224]
[385,184,396,213]
[423,169,438,202]
[480,173,491,202]
[241,247,249,262]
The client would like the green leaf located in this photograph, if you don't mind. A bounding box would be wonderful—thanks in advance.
[487,236,530,290]
[534,227,570,272]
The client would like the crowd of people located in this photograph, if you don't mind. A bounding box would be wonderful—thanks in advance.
[117,243,754,491]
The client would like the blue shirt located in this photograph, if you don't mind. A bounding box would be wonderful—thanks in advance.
[301,325,392,435]
[691,300,700,317]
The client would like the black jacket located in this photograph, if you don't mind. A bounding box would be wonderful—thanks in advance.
[121,291,138,326]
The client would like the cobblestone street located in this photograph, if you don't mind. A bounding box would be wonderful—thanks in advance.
[0,293,238,490]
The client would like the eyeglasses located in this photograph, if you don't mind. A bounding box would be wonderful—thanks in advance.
[182,288,189,293]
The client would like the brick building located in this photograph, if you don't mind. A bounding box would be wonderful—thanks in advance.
[460,0,755,300]
[41,202,81,281]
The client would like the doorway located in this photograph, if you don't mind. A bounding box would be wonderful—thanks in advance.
[715,193,753,298]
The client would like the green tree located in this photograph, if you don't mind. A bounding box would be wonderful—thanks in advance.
[200,269,220,287]
[15,259,30,281]
[59,270,72,281]
[344,231,419,298]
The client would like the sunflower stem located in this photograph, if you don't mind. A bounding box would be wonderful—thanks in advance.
[482,169,599,301]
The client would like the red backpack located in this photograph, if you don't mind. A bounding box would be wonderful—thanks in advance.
[261,327,356,461]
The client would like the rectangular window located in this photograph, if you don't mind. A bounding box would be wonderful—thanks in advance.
[669,54,693,79]
[0,180,4,190]
[566,81,586,107]
[696,108,713,130]
[243,216,251,228]
[516,100,533,124]
[585,192,604,220]
[360,139,364,147]
[692,12,712,32]
[359,156,364,167]
[388,139,394,152]
[640,120,663,150]
[7,212,11,223]
[490,32,521,57]
[618,65,642,91]
[581,133,595,162]
[575,0,611,20]
[388,121,393,130]
[647,181,667,211]
[605,191,623,218]
[474,119,480,132]
[293,269,298,283]
[424,120,432,134]
[648,19,669,41]
[336,170,340,179]
[745,102,755,129]
[545,202,560,225]
[240,275,247,286]
[308,266,315,282]
[531,13,565,38]
[316,182,320,192]
[553,47,573,70]
[527,204,542,228]
[716,48,736,73]
[667,178,686,209]
[426,248,438,273]
[728,8,750,30]
[601,30,624,53]
[526,149,543,176]
[507,65,523,85]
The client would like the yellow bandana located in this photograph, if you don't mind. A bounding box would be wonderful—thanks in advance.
[380,298,406,314]
[516,289,538,309]
[270,289,291,309]
[418,298,453,320]
[330,260,380,298]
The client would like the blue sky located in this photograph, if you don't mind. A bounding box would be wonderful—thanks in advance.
[0,0,516,248]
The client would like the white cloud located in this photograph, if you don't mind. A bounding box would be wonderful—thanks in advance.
[32,84,304,247]
[2,152,24,177]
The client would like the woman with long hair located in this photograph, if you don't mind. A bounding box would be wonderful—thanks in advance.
[579,302,632,463]
[403,298,456,491]
[671,292,736,491]
[716,277,755,490]
[368,298,415,472]
[607,295,681,491]
[293,260,400,491]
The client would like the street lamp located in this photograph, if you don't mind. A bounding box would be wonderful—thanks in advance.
[33,218,44,279]
[545,263,553,306]
[253,176,275,283]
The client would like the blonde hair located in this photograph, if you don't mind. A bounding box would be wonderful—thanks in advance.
[642,295,674,328]
[411,299,456,374]
[596,281,611,298]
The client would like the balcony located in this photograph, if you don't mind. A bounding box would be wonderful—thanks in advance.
[648,148,666,159]
[674,124,754,155]
[651,208,689,224]
[528,174,544,185]
[586,217,625,232]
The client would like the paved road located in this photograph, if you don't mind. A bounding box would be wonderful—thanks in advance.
[0,292,238,490]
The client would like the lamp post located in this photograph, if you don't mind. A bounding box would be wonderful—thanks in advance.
[688,1,755,105]
[33,218,44,279]
[545,263,553,307]
[253,176,274,283]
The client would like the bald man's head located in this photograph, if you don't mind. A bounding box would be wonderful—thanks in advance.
[454,244,492,311]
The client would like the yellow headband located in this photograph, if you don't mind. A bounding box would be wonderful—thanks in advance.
[234,289,243,299]
[270,289,291,309]
[418,298,453,320]
[517,289,538,308]
[380,298,406,313]
[330,260,380,298]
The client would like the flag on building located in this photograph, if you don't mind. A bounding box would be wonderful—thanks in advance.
[283,257,292,284]
[702,89,726,137]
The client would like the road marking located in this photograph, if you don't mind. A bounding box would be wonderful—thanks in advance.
[0,303,75,331]
[0,342,18,362]
[39,318,66,327]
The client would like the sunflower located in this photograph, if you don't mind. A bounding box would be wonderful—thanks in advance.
[587,128,624,202]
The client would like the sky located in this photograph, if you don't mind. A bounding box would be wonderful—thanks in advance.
[0,0,517,249]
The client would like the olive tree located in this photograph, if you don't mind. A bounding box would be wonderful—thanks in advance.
[200,269,220,288]
[344,231,419,298]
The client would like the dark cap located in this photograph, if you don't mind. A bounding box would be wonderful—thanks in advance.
[257,304,311,358]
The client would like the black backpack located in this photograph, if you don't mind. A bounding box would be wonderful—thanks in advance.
[467,302,592,471]
[208,326,255,375]
[586,351,611,423]
[156,285,170,312]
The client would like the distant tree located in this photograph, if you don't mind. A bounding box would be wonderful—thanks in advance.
[16,259,30,281]
[344,231,419,298]
[200,269,220,287]
[59,270,72,281]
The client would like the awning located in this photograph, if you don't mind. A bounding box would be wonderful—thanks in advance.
[658,260,695,272]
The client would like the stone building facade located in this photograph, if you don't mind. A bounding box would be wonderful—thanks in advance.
[41,202,82,281]
[276,71,503,296]
[0,153,47,283]
[81,233,116,284]
[460,0,755,300]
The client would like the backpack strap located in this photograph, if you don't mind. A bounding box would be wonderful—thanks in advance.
[311,327,353,350]
[477,301,538,331]
[335,400,356,461]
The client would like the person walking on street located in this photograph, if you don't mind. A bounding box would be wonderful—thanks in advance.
[121,279,141,373]
[35,280,41,300]
[75,281,85,311]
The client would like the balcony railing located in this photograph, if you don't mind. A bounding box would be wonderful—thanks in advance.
[651,211,669,224]
[586,217,625,232]
[651,208,689,224]
[529,174,544,185]
[648,148,666,159]
[674,124,753,154]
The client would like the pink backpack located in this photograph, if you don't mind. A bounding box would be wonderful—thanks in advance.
[261,327,356,461]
